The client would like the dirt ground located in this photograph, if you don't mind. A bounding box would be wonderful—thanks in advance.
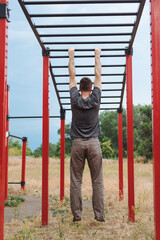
[5,195,41,223]
[4,156,154,240]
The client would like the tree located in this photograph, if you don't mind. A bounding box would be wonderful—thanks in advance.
[9,137,22,149]
[135,105,152,161]
[99,105,152,161]
[99,111,119,158]
[9,137,32,156]
[101,141,114,158]
[33,143,56,158]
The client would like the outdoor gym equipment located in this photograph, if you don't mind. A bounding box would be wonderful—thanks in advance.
[0,0,160,239]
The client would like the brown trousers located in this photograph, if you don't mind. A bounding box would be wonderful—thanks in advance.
[70,138,104,218]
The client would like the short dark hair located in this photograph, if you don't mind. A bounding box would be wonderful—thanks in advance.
[80,77,92,92]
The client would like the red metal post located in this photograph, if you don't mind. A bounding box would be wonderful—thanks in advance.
[5,85,10,200]
[0,1,9,239]
[21,137,27,191]
[42,51,50,226]
[150,0,160,238]
[126,50,135,222]
[60,108,65,201]
[118,109,123,201]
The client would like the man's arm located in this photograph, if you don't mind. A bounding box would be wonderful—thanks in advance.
[68,48,77,90]
[94,48,102,90]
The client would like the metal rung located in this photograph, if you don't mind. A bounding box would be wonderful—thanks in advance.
[30,12,137,18]
[54,74,124,77]
[44,41,130,45]
[65,107,118,111]
[50,55,126,59]
[40,33,131,37]
[58,89,122,92]
[62,102,120,105]
[56,82,123,85]
[35,23,135,28]
[49,48,126,52]
[52,64,126,68]
[60,96,121,99]
[24,1,141,5]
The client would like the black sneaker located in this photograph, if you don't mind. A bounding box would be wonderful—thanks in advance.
[73,216,81,222]
[95,216,105,222]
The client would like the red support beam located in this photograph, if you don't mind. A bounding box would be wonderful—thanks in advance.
[118,109,123,201]
[21,137,27,191]
[0,1,9,239]
[60,108,65,201]
[150,0,160,239]
[126,51,135,222]
[42,52,49,226]
[5,85,9,200]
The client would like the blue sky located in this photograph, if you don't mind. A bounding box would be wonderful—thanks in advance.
[8,1,151,151]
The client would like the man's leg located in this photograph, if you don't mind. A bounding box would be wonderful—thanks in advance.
[70,139,85,218]
[68,48,77,90]
[86,138,104,219]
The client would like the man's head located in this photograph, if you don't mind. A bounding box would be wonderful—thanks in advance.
[79,77,92,93]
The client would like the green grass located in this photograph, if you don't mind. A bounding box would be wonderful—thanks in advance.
[50,207,69,217]
[5,196,25,207]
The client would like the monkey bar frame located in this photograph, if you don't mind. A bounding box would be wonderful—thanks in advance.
[16,0,146,227]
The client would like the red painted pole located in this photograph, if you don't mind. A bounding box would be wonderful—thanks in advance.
[126,50,135,222]
[0,1,9,239]
[60,108,65,201]
[21,137,27,191]
[42,51,49,226]
[5,85,10,200]
[150,0,160,238]
[118,109,123,201]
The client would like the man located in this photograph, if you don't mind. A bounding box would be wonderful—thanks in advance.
[68,48,104,222]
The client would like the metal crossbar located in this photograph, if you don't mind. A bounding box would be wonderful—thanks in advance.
[35,23,135,28]
[24,1,141,5]
[18,0,146,112]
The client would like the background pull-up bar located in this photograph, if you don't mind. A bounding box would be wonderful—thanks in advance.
[9,134,24,140]
[8,134,27,191]
[8,115,60,119]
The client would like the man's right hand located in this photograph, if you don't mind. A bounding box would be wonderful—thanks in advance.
[68,48,75,58]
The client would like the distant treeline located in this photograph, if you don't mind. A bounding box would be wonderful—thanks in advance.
[9,105,152,162]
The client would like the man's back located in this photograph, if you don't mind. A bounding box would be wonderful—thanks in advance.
[70,86,101,138]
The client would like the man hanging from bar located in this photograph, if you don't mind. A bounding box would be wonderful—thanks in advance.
[68,48,104,222]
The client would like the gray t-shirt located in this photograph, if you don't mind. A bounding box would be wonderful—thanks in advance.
[70,86,101,138]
